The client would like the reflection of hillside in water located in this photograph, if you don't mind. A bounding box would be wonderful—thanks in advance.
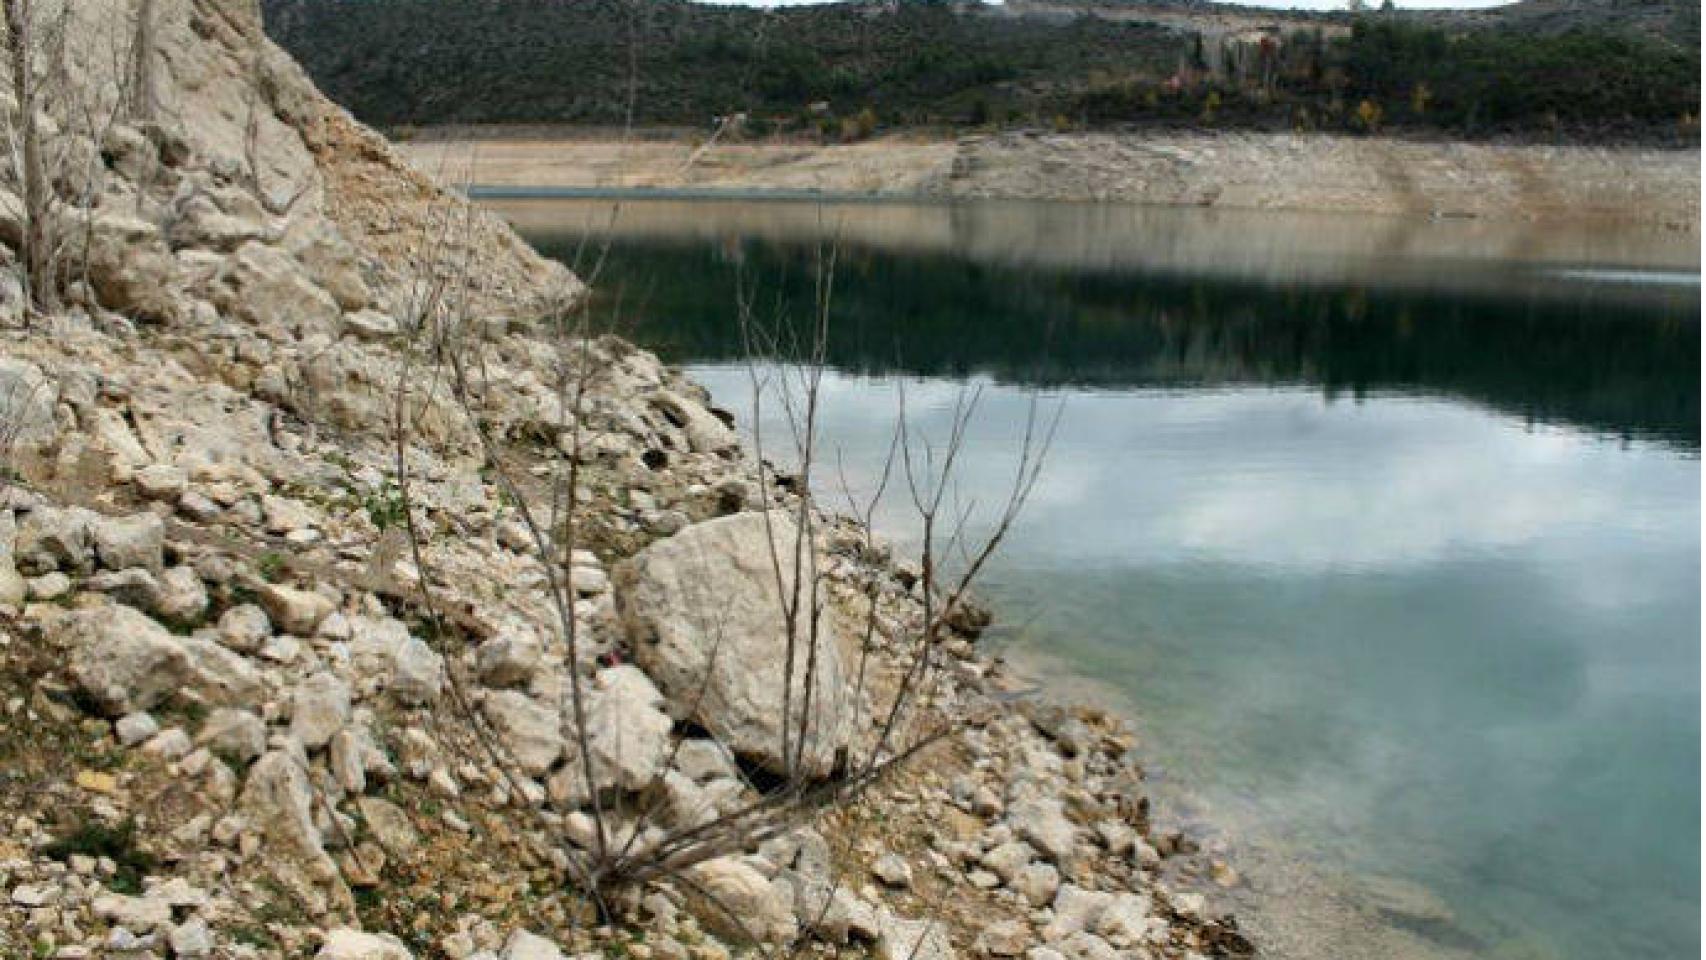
[512,203,1699,450]
[496,197,1701,294]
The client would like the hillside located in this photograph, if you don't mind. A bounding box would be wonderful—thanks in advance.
[259,0,1701,143]
[0,0,1250,957]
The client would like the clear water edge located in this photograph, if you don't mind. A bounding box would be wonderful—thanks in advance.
[500,197,1701,960]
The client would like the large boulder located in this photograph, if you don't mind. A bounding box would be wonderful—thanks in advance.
[614,511,860,777]
[64,605,192,716]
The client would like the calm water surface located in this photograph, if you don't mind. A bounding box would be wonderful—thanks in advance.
[499,198,1700,960]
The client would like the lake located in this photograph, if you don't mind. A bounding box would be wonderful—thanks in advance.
[494,196,1701,960]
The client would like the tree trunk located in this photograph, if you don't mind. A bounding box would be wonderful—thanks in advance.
[3,0,52,312]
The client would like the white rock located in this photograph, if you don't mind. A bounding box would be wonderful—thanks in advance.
[197,707,267,763]
[91,512,165,572]
[169,917,213,957]
[1094,892,1154,944]
[142,727,193,759]
[1042,885,1114,941]
[615,511,861,777]
[155,566,209,623]
[872,852,912,888]
[1008,797,1078,863]
[92,892,171,931]
[1012,861,1060,907]
[291,672,351,749]
[390,637,443,706]
[343,309,400,341]
[115,711,160,747]
[241,750,337,889]
[260,582,335,635]
[980,840,1036,882]
[875,912,956,960]
[685,857,798,945]
[217,590,266,634]
[16,505,96,574]
[133,464,189,501]
[500,930,564,960]
[476,632,540,688]
[479,691,561,777]
[66,605,192,716]
[25,570,70,601]
[317,929,414,960]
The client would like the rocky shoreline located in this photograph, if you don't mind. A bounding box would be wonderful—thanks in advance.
[400,130,1702,229]
[0,1,1250,959]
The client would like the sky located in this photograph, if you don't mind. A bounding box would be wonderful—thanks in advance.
[695,0,1519,10]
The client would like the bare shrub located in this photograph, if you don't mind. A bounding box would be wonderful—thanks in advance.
[380,183,1059,946]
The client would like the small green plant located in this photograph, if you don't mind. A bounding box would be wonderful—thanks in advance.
[43,817,157,894]
[256,552,286,583]
[364,484,407,532]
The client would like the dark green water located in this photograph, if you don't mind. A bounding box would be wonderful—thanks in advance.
[503,198,1700,960]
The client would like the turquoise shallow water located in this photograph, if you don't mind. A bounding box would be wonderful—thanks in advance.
[503,198,1701,960]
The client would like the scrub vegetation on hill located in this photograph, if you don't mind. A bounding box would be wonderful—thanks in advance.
[259,0,1700,143]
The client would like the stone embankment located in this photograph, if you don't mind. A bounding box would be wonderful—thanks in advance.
[0,1,1248,959]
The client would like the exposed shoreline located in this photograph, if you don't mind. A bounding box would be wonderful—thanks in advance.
[403,129,1702,230]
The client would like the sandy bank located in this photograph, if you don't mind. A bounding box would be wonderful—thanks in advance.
[401,130,1701,229]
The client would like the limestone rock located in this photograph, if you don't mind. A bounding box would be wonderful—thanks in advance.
[872,852,912,888]
[1093,892,1155,945]
[16,505,97,574]
[343,309,400,341]
[155,565,210,623]
[500,930,564,960]
[480,690,561,777]
[291,672,352,749]
[357,797,419,858]
[685,857,798,945]
[476,632,541,688]
[0,358,58,447]
[215,240,342,333]
[242,749,338,892]
[348,614,441,704]
[582,665,672,792]
[217,603,272,653]
[90,512,165,572]
[179,635,266,704]
[65,605,192,716]
[974,920,1029,957]
[875,912,956,960]
[1008,797,1078,863]
[261,582,335,635]
[1042,885,1114,941]
[133,463,189,500]
[317,929,414,960]
[615,511,859,777]
[651,390,738,455]
[197,707,267,764]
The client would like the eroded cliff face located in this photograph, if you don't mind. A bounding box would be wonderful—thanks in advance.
[0,2,1249,958]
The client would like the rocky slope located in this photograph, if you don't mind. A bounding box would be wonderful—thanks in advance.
[0,1,1249,959]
